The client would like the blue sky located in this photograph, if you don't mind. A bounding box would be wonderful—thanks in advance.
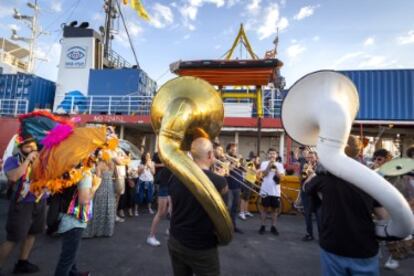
[1,0,414,87]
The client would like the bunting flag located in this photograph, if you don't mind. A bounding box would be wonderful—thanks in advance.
[130,0,150,21]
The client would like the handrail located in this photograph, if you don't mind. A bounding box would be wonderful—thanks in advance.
[0,99,29,116]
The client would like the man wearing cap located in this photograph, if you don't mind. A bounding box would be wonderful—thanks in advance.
[0,136,46,274]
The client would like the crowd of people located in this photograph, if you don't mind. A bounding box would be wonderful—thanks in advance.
[0,130,413,276]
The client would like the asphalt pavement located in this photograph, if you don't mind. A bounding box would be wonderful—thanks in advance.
[0,199,412,276]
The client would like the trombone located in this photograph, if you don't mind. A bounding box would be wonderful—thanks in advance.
[213,158,262,195]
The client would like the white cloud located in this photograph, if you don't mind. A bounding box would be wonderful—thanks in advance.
[312,35,320,41]
[92,12,104,21]
[333,51,364,67]
[116,22,143,48]
[128,23,143,37]
[187,24,196,31]
[358,56,396,68]
[397,30,414,45]
[180,5,198,21]
[179,0,226,30]
[190,0,225,7]
[257,4,288,40]
[286,43,306,59]
[333,51,397,69]
[363,36,375,46]
[293,5,319,21]
[51,1,62,13]
[227,0,240,7]
[35,42,61,81]
[151,3,174,29]
[183,34,191,40]
[246,0,261,14]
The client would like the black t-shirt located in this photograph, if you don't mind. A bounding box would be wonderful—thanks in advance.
[152,152,164,177]
[226,168,242,190]
[155,167,173,189]
[169,169,227,250]
[305,173,380,258]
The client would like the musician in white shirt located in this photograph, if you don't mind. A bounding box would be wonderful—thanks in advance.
[258,148,285,235]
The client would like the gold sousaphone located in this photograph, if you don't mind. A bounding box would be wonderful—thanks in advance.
[151,76,233,245]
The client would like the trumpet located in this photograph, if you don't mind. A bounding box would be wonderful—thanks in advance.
[301,162,315,179]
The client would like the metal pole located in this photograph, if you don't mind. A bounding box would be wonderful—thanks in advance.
[89,96,93,114]
[70,96,75,113]
[103,0,114,59]
[120,125,125,139]
[279,132,285,163]
[14,99,19,116]
[256,85,263,156]
[108,96,112,114]
[28,0,39,73]
[257,117,262,156]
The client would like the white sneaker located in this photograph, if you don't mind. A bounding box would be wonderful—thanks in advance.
[165,228,170,236]
[384,257,399,270]
[147,236,161,247]
[238,213,246,220]
[149,208,155,215]
[245,212,254,217]
[134,210,139,217]
[115,216,125,223]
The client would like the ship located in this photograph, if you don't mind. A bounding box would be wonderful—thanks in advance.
[1,1,413,170]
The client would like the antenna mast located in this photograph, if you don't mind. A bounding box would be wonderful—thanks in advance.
[11,0,44,73]
[103,0,117,59]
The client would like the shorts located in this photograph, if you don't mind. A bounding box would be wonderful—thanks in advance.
[261,196,280,209]
[158,185,169,197]
[240,184,252,201]
[6,200,47,242]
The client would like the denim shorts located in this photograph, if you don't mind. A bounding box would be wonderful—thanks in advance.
[320,248,379,276]
[158,186,169,197]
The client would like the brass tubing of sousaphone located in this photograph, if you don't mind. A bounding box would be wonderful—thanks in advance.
[151,76,233,245]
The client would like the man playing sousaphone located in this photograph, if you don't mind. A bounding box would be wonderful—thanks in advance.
[168,138,229,275]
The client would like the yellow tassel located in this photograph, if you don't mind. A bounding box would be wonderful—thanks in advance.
[107,138,119,150]
[102,150,111,162]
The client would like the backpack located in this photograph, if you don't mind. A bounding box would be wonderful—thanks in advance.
[46,186,77,235]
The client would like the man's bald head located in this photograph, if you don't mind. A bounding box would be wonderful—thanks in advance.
[191,137,214,164]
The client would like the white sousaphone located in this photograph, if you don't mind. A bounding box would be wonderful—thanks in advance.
[281,70,414,238]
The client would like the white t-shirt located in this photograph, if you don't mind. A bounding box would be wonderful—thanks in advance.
[138,161,154,182]
[259,161,285,197]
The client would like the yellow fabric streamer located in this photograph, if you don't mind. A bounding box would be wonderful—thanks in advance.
[130,0,150,21]
[123,0,128,5]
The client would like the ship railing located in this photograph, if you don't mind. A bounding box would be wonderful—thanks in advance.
[263,98,283,118]
[0,99,29,116]
[54,95,284,117]
[106,50,132,69]
[54,95,153,115]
